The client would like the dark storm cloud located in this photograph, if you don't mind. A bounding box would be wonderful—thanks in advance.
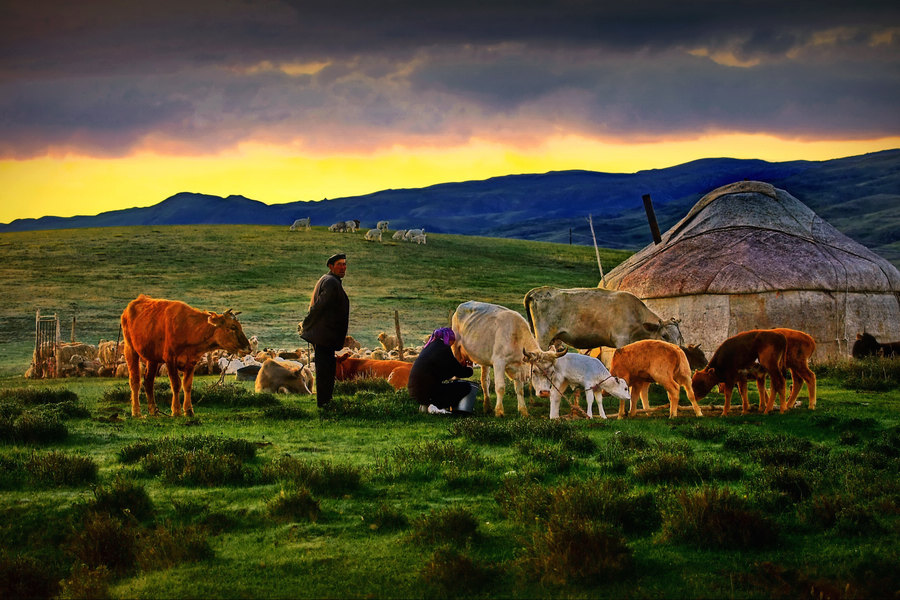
[0,0,898,156]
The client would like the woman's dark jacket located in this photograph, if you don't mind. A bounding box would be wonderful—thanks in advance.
[300,272,349,350]
[407,341,474,404]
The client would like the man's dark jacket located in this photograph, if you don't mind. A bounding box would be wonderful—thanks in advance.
[300,272,349,349]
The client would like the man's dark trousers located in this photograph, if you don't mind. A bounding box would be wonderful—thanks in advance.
[313,345,337,407]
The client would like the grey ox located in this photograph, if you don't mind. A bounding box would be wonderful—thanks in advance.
[451,301,567,417]
[523,286,683,350]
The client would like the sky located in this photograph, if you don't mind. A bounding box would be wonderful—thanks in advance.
[1,0,899,224]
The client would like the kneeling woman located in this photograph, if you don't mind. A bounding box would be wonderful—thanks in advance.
[408,327,478,415]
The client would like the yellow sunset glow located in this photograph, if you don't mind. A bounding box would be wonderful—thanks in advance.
[1,134,899,224]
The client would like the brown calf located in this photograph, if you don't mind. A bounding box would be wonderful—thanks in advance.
[335,353,411,381]
[692,330,787,416]
[609,340,703,419]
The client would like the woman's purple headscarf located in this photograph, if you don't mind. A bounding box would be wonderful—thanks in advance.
[425,327,456,347]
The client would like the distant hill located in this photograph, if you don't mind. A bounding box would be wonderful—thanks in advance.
[3,149,898,266]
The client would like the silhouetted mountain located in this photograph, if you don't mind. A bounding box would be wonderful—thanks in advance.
[3,150,898,264]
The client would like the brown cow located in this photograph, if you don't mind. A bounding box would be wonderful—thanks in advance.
[734,329,817,411]
[255,359,312,395]
[121,294,252,417]
[334,353,410,381]
[609,340,704,419]
[692,330,787,416]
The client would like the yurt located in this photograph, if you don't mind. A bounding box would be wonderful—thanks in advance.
[601,181,900,360]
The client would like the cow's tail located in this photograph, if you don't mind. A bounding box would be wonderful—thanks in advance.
[523,289,537,335]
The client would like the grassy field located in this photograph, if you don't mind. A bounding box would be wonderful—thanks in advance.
[1,226,898,599]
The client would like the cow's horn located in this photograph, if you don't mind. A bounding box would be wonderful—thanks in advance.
[551,346,568,358]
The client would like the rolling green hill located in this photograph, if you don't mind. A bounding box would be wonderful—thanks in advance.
[0,225,631,375]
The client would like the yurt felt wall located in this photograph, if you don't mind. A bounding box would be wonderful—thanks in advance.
[601,181,900,360]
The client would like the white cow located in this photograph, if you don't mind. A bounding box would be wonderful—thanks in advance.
[329,221,347,232]
[364,228,382,242]
[392,230,407,240]
[289,217,310,231]
[530,352,630,419]
[404,228,425,241]
[344,220,359,232]
[376,220,390,231]
[451,301,567,417]
[409,233,426,245]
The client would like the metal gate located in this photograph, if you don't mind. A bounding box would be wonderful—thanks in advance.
[33,310,60,378]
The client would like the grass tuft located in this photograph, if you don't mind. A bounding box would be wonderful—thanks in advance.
[267,487,321,523]
[267,456,362,496]
[661,486,778,549]
[409,506,479,547]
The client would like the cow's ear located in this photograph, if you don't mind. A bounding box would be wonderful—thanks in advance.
[208,312,224,327]
[706,368,716,378]
[642,321,660,333]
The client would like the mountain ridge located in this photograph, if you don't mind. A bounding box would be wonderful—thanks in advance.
[3,150,898,265]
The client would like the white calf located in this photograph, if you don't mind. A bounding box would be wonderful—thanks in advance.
[532,352,630,419]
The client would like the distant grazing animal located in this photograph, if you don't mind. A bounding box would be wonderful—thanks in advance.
[524,286,684,351]
[852,332,900,359]
[378,332,399,351]
[377,220,390,231]
[392,230,407,240]
[121,294,252,417]
[691,330,787,416]
[409,232,427,244]
[334,354,410,381]
[329,221,347,232]
[364,228,382,242]
[530,352,630,419]
[404,228,425,241]
[344,220,358,232]
[248,335,259,354]
[451,300,567,417]
[343,335,362,351]
[254,359,312,394]
[609,340,704,419]
[289,217,310,231]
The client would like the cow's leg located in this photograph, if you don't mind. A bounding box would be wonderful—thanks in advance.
[549,388,562,419]
[124,344,143,417]
[756,374,768,412]
[795,364,817,410]
[181,364,197,417]
[720,383,734,417]
[629,382,649,417]
[738,378,750,414]
[479,364,492,414]
[166,361,182,416]
[586,388,607,419]
[676,374,703,417]
[665,382,680,418]
[492,361,507,417]
[617,388,629,419]
[143,361,160,416]
[769,368,788,414]
[639,384,651,411]
[513,377,529,417]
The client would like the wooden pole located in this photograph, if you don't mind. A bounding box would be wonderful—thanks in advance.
[642,194,662,245]
[588,214,605,286]
[394,310,404,360]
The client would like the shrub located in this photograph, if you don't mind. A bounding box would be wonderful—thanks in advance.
[267,488,321,523]
[85,477,154,522]
[26,451,98,487]
[193,383,280,407]
[420,545,492,596]
[630,448,695,484]
[320,385,417,420]
[67,512,138,574]
[268,456,361,496]
[119,435,257,464]
[376,441,489,482]
[363,503,409,533]
[762,466,813,501]
[518,516,633,586]
[674,421,729,442]
[515,439,576,473]
[409,506,479,547]
[135,523,214,571]
[661,486,778,549]
[0,551,60,600]
[448,418,595,453]
[0,387,78,405]
[1,410,68,444]
[815,356,900,391]
[120,435,261,486]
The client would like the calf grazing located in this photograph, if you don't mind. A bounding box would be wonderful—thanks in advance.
[364,228,382,242]
[750,329,817,411]
[254,359,312,394]
[121,294,252,417]
[530,352,630,419]
[691,330,787,416]
[852,332,900,359]
[289,217,311,231]
[609,340,704,419]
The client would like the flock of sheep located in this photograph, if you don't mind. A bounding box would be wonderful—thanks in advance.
[292,217,427,244]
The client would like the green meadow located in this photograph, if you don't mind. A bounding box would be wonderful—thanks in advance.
[0,225,898,599]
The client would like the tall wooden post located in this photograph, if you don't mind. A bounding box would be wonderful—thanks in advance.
[642,194,662,245]
[394,310,404,360]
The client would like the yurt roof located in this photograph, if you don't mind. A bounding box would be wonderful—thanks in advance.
[602,181,900,298]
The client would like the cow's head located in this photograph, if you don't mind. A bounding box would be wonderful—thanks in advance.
[599,376,631,402]
[524,346,567,398]
[691,367,717,400]
[208,309,252,355]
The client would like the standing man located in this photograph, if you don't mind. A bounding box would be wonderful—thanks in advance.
[300,253,349,408]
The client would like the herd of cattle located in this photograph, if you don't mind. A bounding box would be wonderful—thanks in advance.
[290,217,427,244]
[28,285,898,420]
